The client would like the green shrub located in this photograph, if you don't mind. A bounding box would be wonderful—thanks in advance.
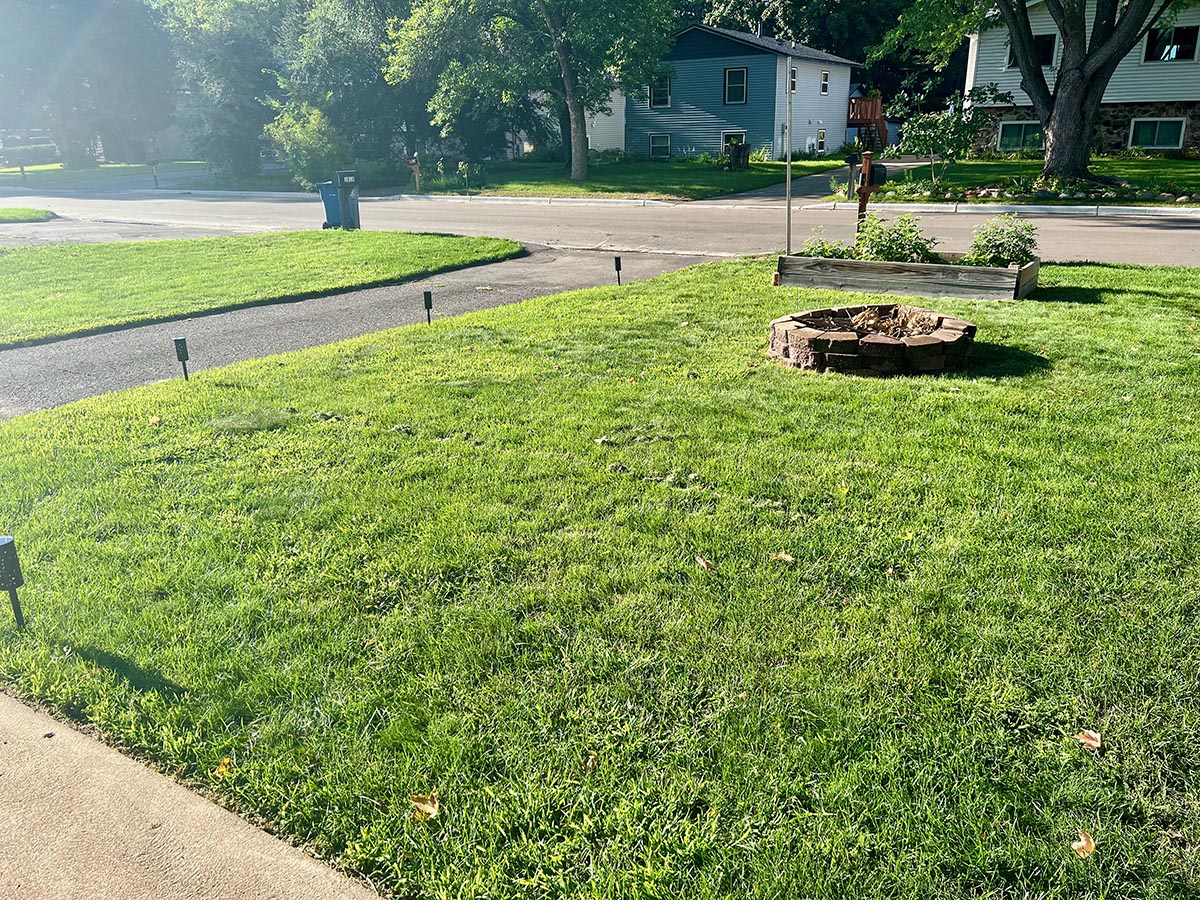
[959,214,1039,267]
[264,102,350,190]
[855,213,940,262]
[799,228,855,259]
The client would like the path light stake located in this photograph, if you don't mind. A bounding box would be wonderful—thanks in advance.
[614,256,622,286]
[0,537,26,631]
[424,290,433,325]
[174,336,190,380]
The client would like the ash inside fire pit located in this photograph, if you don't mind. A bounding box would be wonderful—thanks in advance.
[768,303,976,375]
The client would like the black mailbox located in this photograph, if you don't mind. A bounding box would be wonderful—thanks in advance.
[858,164,888,187]
[844,153,861,166]
[0,537,24,591]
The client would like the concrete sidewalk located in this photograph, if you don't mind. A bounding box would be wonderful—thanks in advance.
[0,692,377,900]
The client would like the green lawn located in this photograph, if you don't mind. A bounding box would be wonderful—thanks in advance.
[2,258,1199,897]
[0,161,214,191]
[872,158,1200,205]
[0,208,55,223]
[420,158,841,200]
[0,231,523,347]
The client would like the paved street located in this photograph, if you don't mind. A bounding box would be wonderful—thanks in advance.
[4,186,1200,264]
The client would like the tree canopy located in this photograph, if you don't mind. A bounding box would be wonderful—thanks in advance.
[883,0,1200,177]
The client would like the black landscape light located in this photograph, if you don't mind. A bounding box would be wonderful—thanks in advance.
[174,336,190,380]
[424,290,433,325]
[0,536,26,631]
[614,255,622,286]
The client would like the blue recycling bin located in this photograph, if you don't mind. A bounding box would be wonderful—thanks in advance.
[318,182,341,229]
[333,170,360,230]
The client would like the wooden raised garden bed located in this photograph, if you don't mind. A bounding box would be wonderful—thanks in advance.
[776,253,1039,301]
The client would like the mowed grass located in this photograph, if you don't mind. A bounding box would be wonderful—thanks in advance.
[0,160,212,191]
[0,208,55,223]
[2,259,1200,897]
[427,158,840,200]
[0,230,523,346]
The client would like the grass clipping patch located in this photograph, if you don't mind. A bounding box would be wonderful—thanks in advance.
[1,258,1199,896]
[0,229,523,346]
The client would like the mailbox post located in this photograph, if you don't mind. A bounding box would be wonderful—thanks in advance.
[855,151,888,229]
[0,537,26,631]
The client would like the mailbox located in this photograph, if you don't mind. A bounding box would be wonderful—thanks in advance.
[859,164,889,187]
[0,537,24,591]
[843,153,861,166]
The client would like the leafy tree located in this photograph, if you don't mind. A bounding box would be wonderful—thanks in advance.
[881,0,1200,179]
[900,84,1012,184]
[0,0,174,166]
[276,0,433,161]
[388,0,677,182]
[263,100,349,188]
[158,0,286,178]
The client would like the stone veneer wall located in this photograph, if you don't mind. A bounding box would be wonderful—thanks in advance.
[974,102,1200,153]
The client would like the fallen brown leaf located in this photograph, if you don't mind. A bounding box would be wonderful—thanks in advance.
[213,757,233,778]
[770,552,795,564]
[1073,729,1102,751]
[695,556,715,573]
[1071,829,1096,859]
[409,791,440,822]
[583,752,599,773]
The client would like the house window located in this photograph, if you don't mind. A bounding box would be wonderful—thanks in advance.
[1129,118,1186,149]
[998,121,1045,150]
[721,131,746,153]
[649,75,671,109]
[649,133,672,158]
[789,67,797,93]
[1007,34,1057,68]
[724,68,748,104]
[820,71,829,95]
[1145,26,1199,62]
[817,129,826,153]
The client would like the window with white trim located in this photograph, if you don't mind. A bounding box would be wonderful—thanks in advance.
[817,129,826,153]
[649,133,671,158]
[820,71,829,95]
[1007,34,1057,68]
[998,121,1045,150]
[1129,118,1186,149]
[724,68,747,104]
[1145,25,1199,62]
[649,75,671,108]
[789,67,797,93]
[721,131,746,153]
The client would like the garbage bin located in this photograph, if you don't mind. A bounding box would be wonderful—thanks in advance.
[333,169,360,230]
[318,182,341,229]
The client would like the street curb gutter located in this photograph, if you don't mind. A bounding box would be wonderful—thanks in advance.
[803,200,1200,219]
[375,193,677,207]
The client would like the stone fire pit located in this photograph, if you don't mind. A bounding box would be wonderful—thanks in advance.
[768,303,976,375]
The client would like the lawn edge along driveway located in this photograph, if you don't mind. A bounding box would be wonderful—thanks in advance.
[0,230,525,349]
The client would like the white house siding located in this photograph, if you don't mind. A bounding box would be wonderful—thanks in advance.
[966,3,1200,104]
[772,56,852,156]
[586,93,626,151]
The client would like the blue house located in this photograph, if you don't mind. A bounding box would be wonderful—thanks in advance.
[586,25,863,159]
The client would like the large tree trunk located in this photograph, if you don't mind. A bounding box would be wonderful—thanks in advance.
[536,0,588,182]
[1040,69,1105,179]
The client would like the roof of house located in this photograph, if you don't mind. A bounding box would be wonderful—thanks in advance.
[679,24,861,67]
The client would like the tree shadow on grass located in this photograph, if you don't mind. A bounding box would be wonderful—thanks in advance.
[953,342,1052,379]
[74,645,187,698]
